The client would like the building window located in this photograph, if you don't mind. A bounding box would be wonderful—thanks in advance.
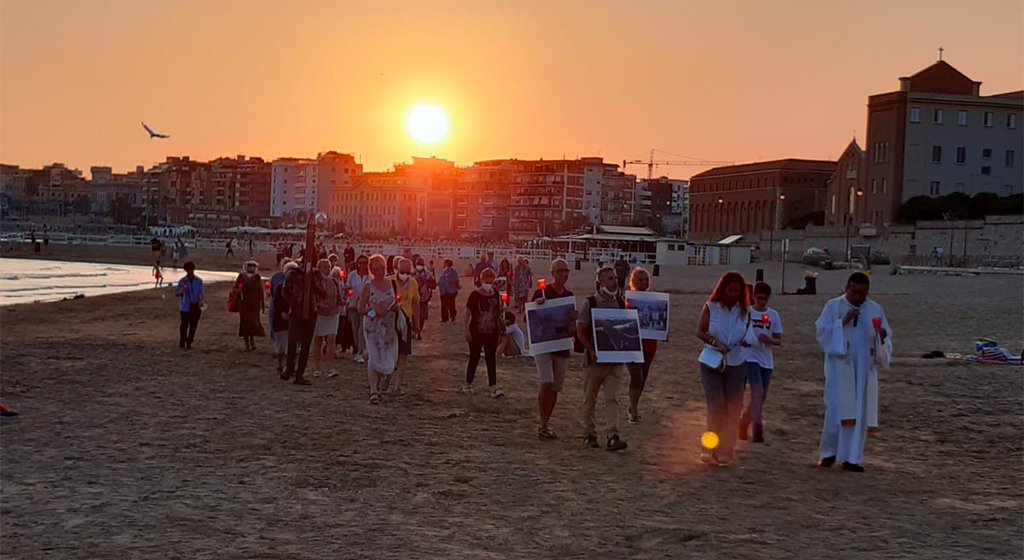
[984,112,994,127]
[909,107,921,123]
[955,182,965,193]
[929,181,940,196]
[982,148,992,159]
[881,179,887,194]
[931,146,942,163]
[957,110,968,126]
[981,166,991,175]
[871,179,877,194]
[933,109,943,124]
[1009,114,1018,129]
[956,147,967,165]
[1006,150,1016,168]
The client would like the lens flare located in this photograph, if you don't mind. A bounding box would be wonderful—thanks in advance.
[701,431,719,450]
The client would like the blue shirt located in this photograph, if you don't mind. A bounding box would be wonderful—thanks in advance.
[177,275,203,311]
[439,268,460,295]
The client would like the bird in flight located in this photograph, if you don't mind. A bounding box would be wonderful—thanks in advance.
[141,121,170,139]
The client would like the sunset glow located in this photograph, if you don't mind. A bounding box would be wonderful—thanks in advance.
[407,104,449,145]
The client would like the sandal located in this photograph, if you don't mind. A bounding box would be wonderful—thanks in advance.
[369,392,382,405]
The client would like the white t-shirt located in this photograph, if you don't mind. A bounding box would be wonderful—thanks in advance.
[744,307,782,369]
[506,323,525,353]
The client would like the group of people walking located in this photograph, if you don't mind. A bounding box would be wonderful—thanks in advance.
[170,249,893,471]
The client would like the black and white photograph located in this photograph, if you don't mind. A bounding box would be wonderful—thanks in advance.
[524,296,577,355]
[625,290,670,341]
[591,308,644,363]
[495,276,508,294]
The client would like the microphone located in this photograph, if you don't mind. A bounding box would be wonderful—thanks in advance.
[853,305,859,327]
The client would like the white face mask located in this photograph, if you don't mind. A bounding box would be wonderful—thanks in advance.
[398,273,410,281]
[481,283,493,291]
[416,265,425,271]
[601,286,617,297]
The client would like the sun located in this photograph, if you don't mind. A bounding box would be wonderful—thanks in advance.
[407,104,449,144]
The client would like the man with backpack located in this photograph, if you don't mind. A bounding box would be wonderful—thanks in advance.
[576,266,629,451]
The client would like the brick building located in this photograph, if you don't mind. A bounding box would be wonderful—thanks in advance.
[689,159,835,240]
[863,60,1022,225]
[456,159,525,240]
[824,139,868,227]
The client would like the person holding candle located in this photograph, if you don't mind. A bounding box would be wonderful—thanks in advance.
[438,258,461,323]
[531,258,574,439]
[311,259,344,377]
[387,258,420,396]
[512,257,532,314]
[413,257,435,338]
[695,271,751,466]
[347,255,371,364]
[175,261,204,350]
[463,267,504,397]
[738,281,782,443]
[815,272,892,472]
[236,260,266,351]
[359,254,399,404]
[270,261,297,376]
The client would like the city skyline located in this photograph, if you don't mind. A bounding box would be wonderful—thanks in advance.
[2,0,1022,178]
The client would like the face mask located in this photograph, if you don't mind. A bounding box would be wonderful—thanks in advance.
[601,286,617,297]
[416,265,425,271]
[481,283,493,291]
[398,273,410,281]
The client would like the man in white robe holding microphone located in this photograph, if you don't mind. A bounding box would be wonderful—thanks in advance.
[816,272,892,472]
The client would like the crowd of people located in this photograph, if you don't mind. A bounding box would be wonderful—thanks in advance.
[169,247,892,471]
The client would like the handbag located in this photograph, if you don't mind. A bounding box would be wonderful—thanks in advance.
[227,288,240,313]
[698,346,726,372]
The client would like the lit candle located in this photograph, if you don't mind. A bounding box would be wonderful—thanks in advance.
[537,278,546,290]
[762,314,770,324]
[871,317,882,330]
[347,289,353,297]
[501,292,508,303]
[265,281,271,289]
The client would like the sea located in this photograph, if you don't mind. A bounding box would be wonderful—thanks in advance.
[0,258,234,306]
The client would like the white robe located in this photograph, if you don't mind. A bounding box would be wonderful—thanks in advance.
[816,295,893,465]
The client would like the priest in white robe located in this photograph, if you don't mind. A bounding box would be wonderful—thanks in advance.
[815,272,892,472]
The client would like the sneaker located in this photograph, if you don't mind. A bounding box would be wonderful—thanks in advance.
[583,435,600,448]
[627,413,640,425]
[462,384,474,395]
[489,386,505,398]
[606,434,628,452]
[354,355,365,364]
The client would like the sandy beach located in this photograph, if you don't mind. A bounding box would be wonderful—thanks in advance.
[1,247,1022,559]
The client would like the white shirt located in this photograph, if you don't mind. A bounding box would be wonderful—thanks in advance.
[706,301,750,367]
[743,307,782,369]
[347,271,371,309]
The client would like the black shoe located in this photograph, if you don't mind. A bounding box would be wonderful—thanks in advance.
[818,455,836,468]
[583,435,599,448]
[606,434,628,452]
[841,462,865,473]
[752,427,764,443]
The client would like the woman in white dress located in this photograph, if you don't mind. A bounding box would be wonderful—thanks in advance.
[358,254,399,404]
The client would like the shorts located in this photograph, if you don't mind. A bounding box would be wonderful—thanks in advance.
[272,330,288,355]
[314,314,340,337]
[534,353,568,392]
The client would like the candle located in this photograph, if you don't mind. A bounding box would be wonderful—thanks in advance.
[871,317,882,329]
[347,289,353,297]
[501,292,508,303]
[265,281,271,289]
[762,314,770,325]
[537,278,546,290]
[395,294,402,301]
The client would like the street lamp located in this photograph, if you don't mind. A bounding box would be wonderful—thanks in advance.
[769,191,786,261]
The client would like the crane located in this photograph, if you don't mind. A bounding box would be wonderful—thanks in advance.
[623,149,733,181]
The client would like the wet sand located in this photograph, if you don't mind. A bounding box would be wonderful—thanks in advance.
[1,250,1022,559]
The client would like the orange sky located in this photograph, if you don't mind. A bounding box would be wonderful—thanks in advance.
[2,0,1022,179]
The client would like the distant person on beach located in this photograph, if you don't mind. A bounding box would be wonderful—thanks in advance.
[739,281,782,444]
[577,266,628,452]
[175,261,204,350]
[815,272,892,473]
[344,242,356,272]
[389,257,420,395]
[150,236,160,260]
[270,262,297,376]
[281,257,323,385]
[512,257,532,313]
[42,226,49,251]
[311,259,344,377]
[153,261,164,287]
[499,258,512,284]
[626,266,657,425]
[171,243,180,270]
[359,254,400,404]
[347,255,371,364]
[696,271,750,466]
[532,258,574,440]
[473,254,491,287]
[236,260,266,351]
[248,238,254,258]
[225,239,235,259]
[463,267,504,398]
[438,258,460,323]
[413,257,435,337]
[614,257,629,292]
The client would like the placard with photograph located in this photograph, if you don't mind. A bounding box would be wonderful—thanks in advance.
[494,276,508,294]
[591,308,644,363]
[624,290,670,341]
[524,296,577,355]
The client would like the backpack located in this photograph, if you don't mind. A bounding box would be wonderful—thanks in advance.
[573,294,626,353]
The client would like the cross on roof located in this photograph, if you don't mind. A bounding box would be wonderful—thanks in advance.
[938,46,944,61]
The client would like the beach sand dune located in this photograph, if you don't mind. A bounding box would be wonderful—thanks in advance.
[1,255,1021,559]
